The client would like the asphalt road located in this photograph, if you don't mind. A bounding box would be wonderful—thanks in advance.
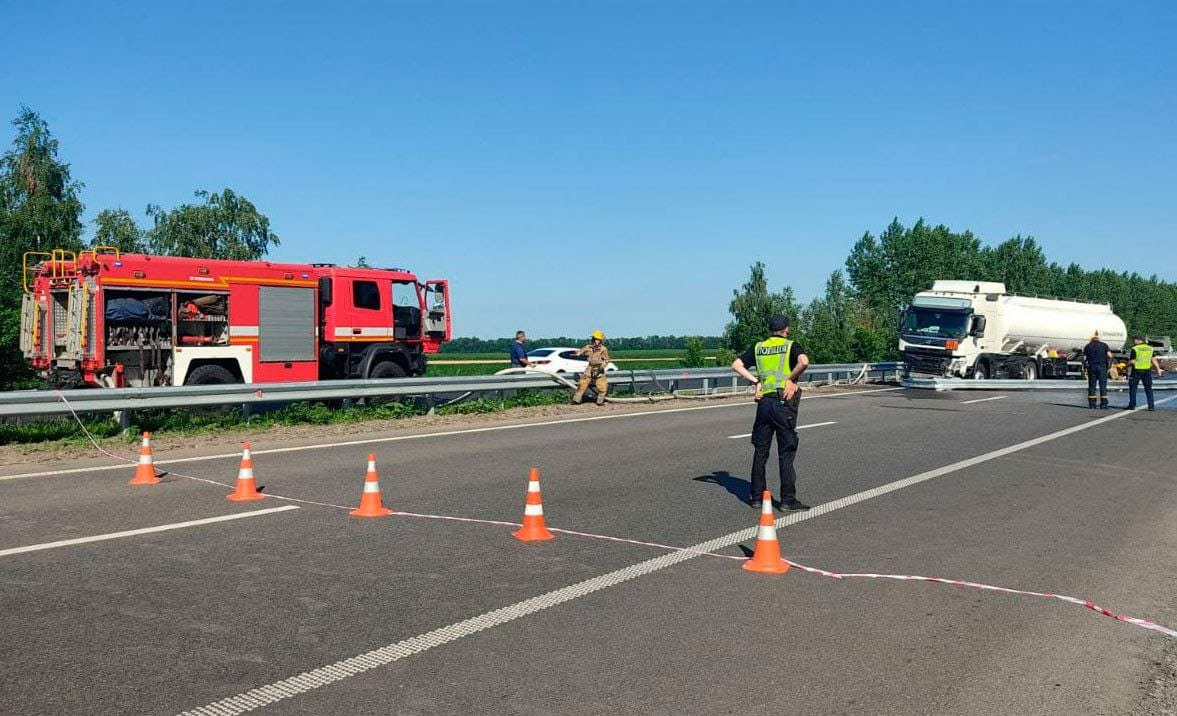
[1,387,1175,715]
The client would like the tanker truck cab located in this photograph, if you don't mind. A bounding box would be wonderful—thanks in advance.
[899,281,1001,379]
[900,280,1127,381]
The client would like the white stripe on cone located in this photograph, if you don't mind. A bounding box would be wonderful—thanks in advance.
[363,481,381,493]
[527,481,541,493]
[139,455,152,464]
[524,504,544,516]
[757,525,777,541]
[238,468,254,479]
[367,460,376,471]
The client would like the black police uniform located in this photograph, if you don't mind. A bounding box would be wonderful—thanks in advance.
[1082,339,1111,408]
[738,342,807,507]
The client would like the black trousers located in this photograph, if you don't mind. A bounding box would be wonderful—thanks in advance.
[1087,365,1109,407]
[750,392,800,503]
[1127,369,1155,409]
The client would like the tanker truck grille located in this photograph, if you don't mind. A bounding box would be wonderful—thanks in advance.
[903,347,950,376]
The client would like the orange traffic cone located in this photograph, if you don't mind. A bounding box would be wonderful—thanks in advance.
[512,467,554,541]
[742,491,789,574]
[129,431,161,485]
[226,442,266,501]
[350,453,393,517]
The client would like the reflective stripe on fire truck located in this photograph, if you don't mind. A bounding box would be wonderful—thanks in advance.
[334,327,395,338]
[229,326,260,337]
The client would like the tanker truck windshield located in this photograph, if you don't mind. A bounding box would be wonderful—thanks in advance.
[902,308,970,339]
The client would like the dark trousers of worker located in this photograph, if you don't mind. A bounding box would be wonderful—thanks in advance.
[750,392,800,504]
[1127,369,1155,409]
[1087,365,1109,408]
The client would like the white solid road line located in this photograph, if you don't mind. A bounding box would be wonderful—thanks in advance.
[1,386,902,482]
[726,421,837,439]
[0,505,300,558]
[961,395,1008,405]
[181,395,1174,716]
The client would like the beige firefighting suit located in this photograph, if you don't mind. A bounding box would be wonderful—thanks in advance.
[573,342,610,405]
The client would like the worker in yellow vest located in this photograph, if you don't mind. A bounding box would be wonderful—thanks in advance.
[1125,336,1163,411]
[731,315,811,511]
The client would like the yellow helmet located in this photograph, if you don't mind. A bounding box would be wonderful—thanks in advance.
[591,330,605,340]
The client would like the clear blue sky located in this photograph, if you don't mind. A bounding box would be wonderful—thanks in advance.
[3,1,1174,338]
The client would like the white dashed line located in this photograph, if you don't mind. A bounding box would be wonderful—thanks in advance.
[727,421,838,439]
[960,395,1008,404]
[0,505,300,558]
[181,396,1171,715]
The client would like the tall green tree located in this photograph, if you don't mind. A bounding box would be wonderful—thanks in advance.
[800,271,856,363]
[0,107,85,388]
[723,261,801,352]
[91,208,145,253]
[146,188,279,260]
[978,236,1053,295]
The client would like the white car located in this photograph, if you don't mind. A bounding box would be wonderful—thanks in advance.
[523,347,619,375]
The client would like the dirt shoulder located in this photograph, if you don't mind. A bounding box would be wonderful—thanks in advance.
[0,384,890,472]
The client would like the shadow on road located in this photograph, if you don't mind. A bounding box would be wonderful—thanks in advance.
[693,470,750,503]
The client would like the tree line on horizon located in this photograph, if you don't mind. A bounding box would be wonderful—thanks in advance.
[2,106,1174,387]
[724,219,1177,364]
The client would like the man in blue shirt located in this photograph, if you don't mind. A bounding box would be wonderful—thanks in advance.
[509,331,531,368]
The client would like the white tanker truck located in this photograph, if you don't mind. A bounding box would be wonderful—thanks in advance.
[900,280,1128,380]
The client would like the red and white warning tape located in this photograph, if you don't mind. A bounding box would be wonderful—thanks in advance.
[54,392,1177,641]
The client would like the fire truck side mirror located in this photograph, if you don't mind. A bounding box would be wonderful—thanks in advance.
[318,277,333,306]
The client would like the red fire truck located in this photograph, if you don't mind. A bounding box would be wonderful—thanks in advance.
[19,248,451,388]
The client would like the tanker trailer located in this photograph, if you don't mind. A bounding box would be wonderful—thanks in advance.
[899,280,1128,380]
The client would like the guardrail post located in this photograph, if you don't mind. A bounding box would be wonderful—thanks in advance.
[703,378,709,399]
[114,409,131,434]
[426,394,435,416]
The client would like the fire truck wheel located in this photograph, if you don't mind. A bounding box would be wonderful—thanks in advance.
[369,360,406,380]
[184,364,239,386]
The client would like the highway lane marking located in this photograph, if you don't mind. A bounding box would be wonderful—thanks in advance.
[0,505,300,558]
[181,396,1172,715]
[727,421,837,439]
[961,396,1008,405]
[1,387,902,481]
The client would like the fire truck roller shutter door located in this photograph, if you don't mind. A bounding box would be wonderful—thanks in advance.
[258,287,316,362]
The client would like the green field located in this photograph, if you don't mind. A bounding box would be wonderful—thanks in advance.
[426,358,695,377]
[433,348,696,362]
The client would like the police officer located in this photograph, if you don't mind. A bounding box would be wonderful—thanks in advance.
[1082,331,1112,409]
[1126,336,1163,411]
[731,315,811,511]
[572,330,610,405]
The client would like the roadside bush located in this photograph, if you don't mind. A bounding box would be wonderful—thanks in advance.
[680,337,707,368]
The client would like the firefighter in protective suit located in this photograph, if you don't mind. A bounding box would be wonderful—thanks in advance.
[572,331,610,405]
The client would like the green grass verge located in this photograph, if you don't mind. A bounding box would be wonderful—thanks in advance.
[0,389,577,448]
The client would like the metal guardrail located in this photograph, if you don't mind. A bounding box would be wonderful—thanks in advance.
[0,362,902,418]
[903,376,1177,392]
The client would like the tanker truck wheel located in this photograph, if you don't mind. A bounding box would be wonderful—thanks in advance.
[1022,361,1038,380]
[971,361,989,380]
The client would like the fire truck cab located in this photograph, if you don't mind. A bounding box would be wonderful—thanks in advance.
[19,248,451,388]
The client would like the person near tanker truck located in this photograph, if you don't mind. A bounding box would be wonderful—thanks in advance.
[571,331,611,405]
[1125,335,1164,411]
[1082,332,1113,409]
[731,315,812,512]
